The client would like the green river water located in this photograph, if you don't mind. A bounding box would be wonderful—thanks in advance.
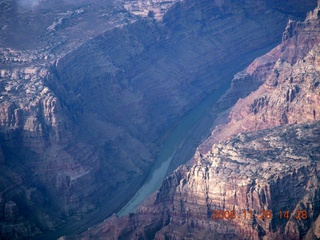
[118,82,230,216]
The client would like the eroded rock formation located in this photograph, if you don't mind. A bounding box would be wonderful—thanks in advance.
[72,122,320,240]
[0,0,318,239]
[198,3,320,154]
[69,3,320,240]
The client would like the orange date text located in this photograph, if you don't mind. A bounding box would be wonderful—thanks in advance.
[212,209,309,220]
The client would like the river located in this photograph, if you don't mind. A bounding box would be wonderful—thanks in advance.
[31,83,231,240]
[33,44,276,239]
[117,82,230,216]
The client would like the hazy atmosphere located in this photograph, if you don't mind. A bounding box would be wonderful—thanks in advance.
[0,0,320,239]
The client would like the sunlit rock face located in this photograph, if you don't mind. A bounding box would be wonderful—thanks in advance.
[70,122,320,240]
[198,3,320,154]
[67,3,320,240]
[0,0,318,239]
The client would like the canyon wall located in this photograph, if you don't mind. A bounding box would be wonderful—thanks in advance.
[198,3,320,154]
[0,0,318,239]
[76,122,320,240]
[70,3,320,240]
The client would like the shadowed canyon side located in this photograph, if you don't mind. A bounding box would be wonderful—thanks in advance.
[69,4,320,240]
[48,0,315,229]
[0,0,318,239]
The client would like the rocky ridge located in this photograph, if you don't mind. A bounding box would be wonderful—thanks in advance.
[0,1,142,239]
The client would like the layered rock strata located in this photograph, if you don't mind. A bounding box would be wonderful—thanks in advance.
[198,3,320,154]
[71,121,320,240]
[54,0,313,153]
[0,0,318,239]
[69,4,320,240]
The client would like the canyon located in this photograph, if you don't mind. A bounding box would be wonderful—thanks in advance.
[0,0,319,239]
[74,122,320,240]
[68,2,320,240]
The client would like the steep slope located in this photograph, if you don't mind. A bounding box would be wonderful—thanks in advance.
[198,3,320,154]
[74,122,320,240]
[70,4,320,240]
[50,0,311,230]
[0,0,318,239]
